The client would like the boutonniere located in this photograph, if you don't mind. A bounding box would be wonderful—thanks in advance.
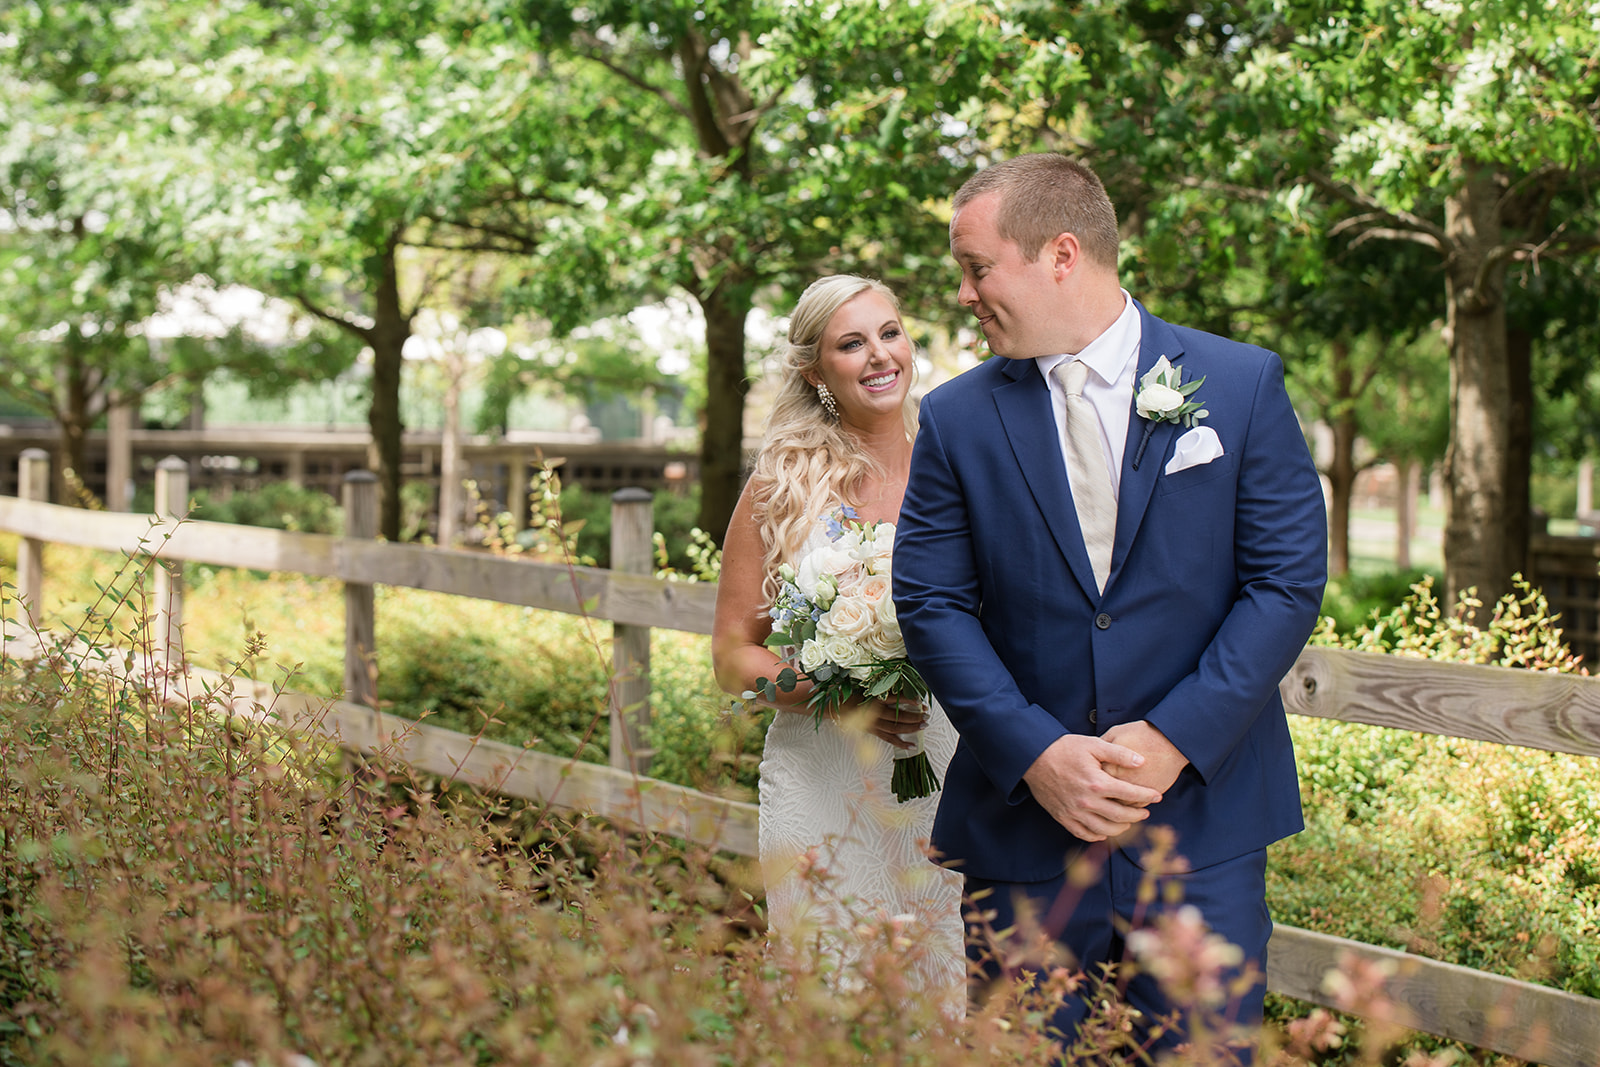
[1131,356,1208,470]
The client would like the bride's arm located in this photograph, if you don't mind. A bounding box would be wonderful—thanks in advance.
[712,481,808,709]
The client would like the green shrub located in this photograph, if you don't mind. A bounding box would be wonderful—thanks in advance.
[187,482,345,533]
[554,483,707,571]
[1317,567,1438,636]
[645,632,768,798]
[11,537,1599,1063]
[1274,575,1600,1014]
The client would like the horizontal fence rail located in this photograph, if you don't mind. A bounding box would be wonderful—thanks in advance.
[0,495,718,634]
[4,455,1599,1067]
[1283,645,1600,758]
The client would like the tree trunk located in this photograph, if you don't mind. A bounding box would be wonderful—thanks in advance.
[1325,340,1357,578]
[1441,161,1513,609]
[55,420,87,507]
[1396,457,1420,571]
[697,280,751,545]
[1505,326,1533,578]
[439,363,463,548]
[366,242,409,542]
[56,344,92,506]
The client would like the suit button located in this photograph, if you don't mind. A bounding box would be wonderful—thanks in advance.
[1095,613,1112,629]
[1089,708,1099,725]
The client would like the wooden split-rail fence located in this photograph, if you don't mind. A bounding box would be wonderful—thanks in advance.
[3,448,1599,1067]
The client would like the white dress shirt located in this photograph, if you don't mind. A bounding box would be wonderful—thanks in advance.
[1035,291,1142,500]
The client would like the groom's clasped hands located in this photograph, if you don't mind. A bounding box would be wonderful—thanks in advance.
[1022,722,1190,843]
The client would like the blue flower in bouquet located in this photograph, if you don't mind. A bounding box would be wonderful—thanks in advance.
[823,504,860,541]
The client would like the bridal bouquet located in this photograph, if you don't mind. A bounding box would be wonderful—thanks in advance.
[746,507,940,802]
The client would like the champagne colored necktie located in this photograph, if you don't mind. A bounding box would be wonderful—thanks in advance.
[1055,359,1116,593]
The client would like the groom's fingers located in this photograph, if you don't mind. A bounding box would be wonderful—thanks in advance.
[1023,735,1163,840]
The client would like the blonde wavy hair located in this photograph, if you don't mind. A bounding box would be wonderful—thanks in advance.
[748,274,920,601]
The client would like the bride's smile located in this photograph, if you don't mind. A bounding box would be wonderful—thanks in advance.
[807,289,915,430]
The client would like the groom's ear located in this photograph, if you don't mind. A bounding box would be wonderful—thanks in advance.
[1046,232,1083,280]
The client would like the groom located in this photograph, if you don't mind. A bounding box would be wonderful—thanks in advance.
[894,154,1327,1051]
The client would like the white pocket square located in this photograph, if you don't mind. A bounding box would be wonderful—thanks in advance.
[1165,425,1224,475]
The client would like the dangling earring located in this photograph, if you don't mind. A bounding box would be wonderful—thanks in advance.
[816,382,839,421]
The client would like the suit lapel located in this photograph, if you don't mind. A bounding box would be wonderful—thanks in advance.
[1107,305,1184,589]
[993,359,1104,601]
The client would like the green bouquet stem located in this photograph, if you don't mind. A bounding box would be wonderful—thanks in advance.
[891,748,940,802]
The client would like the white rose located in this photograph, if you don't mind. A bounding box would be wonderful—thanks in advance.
[860,626,905,661]
[819,595,875,640]
[796,546,852,595]
[1140,355,1175,388]
[1137,381,1185,419]
[869,522,896,557]
[799,638,829,673]
[819,633,864,670]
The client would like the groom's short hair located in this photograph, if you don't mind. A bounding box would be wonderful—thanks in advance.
[953,154,1120,270]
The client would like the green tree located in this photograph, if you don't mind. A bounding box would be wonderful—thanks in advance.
[0,30,218,500]
[478,0,1079,541]
[1232,0,1600,602]
[4,1,638,539]
[181,11,623,540]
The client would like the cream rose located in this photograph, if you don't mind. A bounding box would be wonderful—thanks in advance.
[860,625,906,661]
[819,594,876,640]
[855,573,892,614]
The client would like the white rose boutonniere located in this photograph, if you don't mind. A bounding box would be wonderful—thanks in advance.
[1132,356,1208,469]
[1135,356,1207,426]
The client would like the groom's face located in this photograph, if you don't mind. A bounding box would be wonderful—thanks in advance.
[950,191,1063,360]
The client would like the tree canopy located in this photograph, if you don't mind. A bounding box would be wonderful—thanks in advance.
[3,0,1598,594]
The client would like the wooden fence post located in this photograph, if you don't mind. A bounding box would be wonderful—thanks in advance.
[609,487,653,775]
[507,451,529,534]
[152,456,188,662]
[343,470,379,708]
[14,449,49,634]
[106,395,134,512]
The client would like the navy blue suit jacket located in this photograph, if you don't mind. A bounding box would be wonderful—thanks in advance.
[894,303,1327,881]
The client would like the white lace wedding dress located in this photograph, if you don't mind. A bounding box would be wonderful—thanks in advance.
[757,523,967,1018]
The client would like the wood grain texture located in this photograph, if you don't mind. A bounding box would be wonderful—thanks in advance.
[1280,646,1600,757]
[1269,924,1600,1067]
[0,497,718,633]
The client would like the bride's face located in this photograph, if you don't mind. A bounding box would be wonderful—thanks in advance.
[809,290,914,430]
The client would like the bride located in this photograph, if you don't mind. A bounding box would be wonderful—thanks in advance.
[712,274,965,1016]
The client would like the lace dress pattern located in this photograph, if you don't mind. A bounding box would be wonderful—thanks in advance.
[757,522,966,1016]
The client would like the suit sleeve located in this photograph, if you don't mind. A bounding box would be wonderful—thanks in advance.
[894,394,1067,803]
[1143,353,1327,782]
